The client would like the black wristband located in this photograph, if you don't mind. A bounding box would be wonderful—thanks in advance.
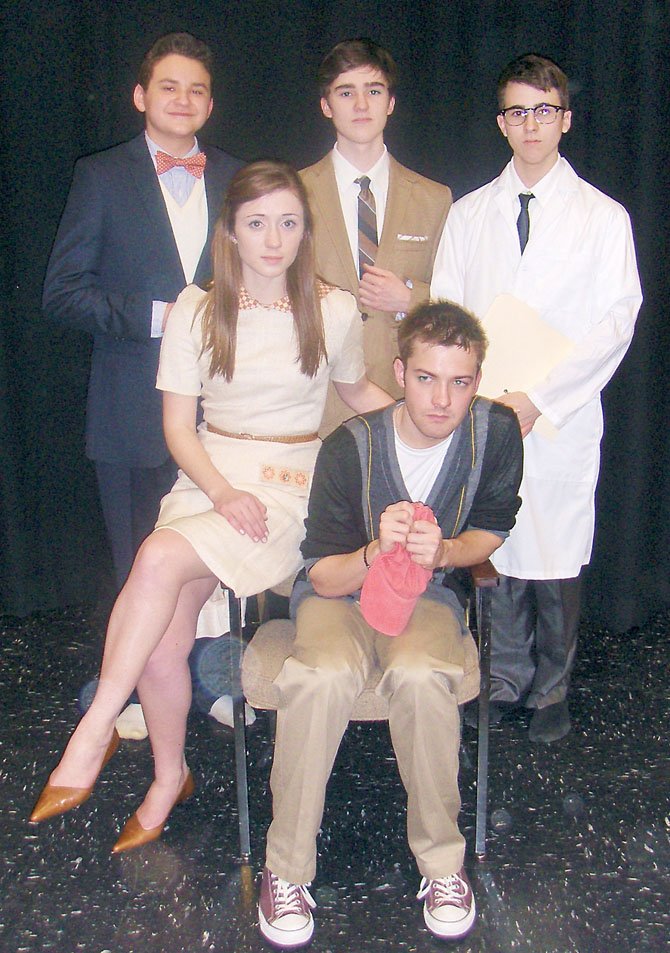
[362,542,372,569]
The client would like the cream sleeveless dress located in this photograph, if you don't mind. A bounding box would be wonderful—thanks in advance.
[155,282,365,598]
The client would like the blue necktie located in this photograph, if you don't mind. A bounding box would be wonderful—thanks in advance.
[517,193,535,253]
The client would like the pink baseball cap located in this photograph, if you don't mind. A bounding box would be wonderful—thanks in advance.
[360,503,436,637]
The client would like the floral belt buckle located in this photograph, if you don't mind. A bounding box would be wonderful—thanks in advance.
[260,463,310,491]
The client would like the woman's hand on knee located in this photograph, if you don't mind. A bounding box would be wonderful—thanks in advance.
[211,487,269,543]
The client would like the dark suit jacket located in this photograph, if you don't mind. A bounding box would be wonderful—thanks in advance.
[43,134,240,467]
[300,153,451,434]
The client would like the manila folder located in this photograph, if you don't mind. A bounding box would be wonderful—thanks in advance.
[478,294,574,439]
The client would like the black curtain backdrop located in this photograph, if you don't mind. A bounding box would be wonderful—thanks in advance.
[1,0,668,628]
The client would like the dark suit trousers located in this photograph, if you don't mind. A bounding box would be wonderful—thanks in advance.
[489,574,582,709]
[95,458,176,591]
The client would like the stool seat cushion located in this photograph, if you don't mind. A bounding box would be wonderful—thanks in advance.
[242,619,389,720]
[242,618,480,720]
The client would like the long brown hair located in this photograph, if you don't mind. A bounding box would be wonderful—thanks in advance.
[199,160,326,381]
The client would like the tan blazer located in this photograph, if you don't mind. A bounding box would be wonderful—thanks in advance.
[301,153,452,433]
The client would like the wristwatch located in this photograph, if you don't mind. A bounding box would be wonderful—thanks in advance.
[394,278,413,322]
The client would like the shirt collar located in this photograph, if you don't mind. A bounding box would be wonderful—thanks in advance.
[331,143,389,194]
[238,281,332,313]
[509,154,563,206]
[145,132,200,165]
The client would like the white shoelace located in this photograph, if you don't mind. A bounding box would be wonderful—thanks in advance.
[271,874,316,917]
[417,874,468,906]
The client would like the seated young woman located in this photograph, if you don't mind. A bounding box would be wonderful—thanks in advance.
[30,160,391,852]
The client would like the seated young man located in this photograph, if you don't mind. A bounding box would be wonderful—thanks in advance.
[258,300,523,947]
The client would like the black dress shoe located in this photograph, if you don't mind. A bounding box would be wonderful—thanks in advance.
[528,700,571,743]
[463,701,513,729]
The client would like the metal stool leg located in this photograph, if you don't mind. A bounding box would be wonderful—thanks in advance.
[475,585,491,860]
[229,590,251,863]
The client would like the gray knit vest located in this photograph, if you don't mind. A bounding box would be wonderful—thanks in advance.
[344,397,492,541]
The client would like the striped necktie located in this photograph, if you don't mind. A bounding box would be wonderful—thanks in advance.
[516,192,534,254]
[356,175,378,276]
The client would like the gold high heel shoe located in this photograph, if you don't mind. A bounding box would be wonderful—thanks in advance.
[112,771,195,854]
[29,729,121,823]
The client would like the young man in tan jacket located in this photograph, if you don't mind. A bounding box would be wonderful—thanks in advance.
[301,38,452,435]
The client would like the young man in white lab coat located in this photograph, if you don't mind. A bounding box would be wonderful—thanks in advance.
[430,53,642,742]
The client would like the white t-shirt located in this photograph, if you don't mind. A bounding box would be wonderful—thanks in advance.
[394,427,453,503]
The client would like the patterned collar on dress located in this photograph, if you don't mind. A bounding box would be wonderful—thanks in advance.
[238,280,336,313]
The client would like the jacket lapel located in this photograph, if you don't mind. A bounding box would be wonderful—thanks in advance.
[195,148,228,286]
[125,135,185,284]
[492,165,520,246]
[311,156,359,291]
[376,157,411,265]
[528,159,576,247]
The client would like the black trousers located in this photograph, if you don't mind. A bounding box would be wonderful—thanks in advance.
[95,458,177,591]
[489,574,583,709]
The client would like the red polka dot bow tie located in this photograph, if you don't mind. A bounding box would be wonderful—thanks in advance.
[155,151,207,178]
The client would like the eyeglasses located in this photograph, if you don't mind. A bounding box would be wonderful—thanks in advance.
[499,104,566,125]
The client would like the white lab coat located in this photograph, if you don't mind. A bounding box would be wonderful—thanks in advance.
[431,158,642,579]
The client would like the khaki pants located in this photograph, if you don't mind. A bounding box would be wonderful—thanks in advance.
[265,595,480,884]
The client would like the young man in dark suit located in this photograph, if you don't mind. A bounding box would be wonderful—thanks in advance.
[43,32,240,594]
[43,33,241,737]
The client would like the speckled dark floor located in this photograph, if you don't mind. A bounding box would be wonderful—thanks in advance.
[1,605,668,953]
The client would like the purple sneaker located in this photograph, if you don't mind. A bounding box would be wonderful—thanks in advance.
[258,866,316,948]
[416,867,476,939]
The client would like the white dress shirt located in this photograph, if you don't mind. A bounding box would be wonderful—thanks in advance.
[331,144,390,277]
